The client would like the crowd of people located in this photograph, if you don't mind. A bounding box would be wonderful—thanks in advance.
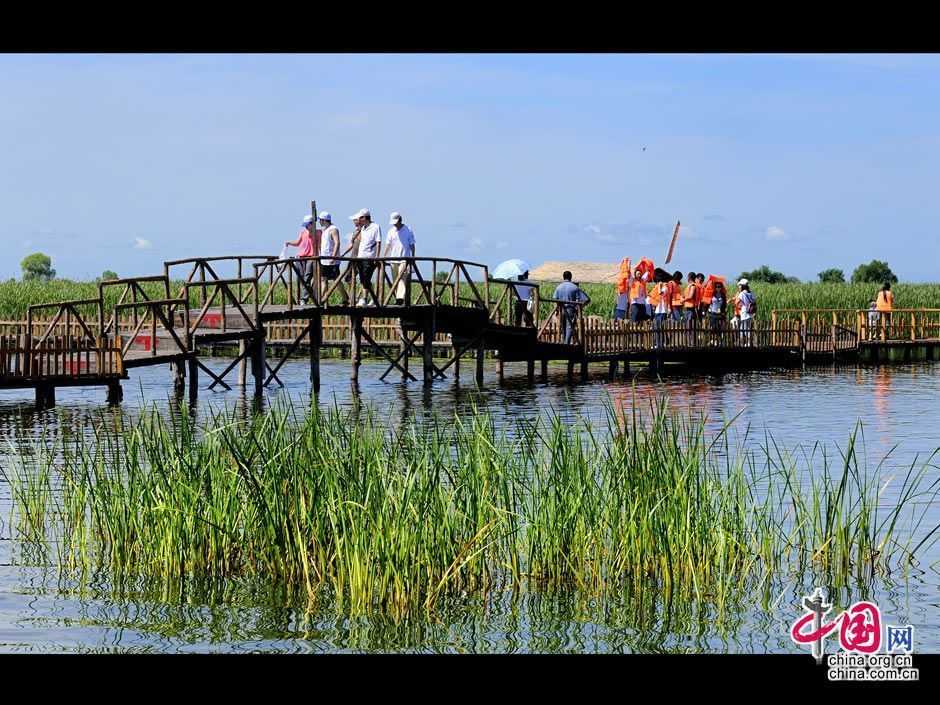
[283,208,415,306]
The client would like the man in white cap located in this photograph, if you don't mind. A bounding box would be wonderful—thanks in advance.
[349,208,381,306]
[383,212,416,305]
[284,214,319,305]
[317,212,341,299]
[735,278,756,346]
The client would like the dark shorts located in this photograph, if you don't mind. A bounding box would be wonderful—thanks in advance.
[321,264,340,280]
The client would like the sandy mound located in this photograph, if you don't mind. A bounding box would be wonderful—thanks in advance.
[529,261,619,284]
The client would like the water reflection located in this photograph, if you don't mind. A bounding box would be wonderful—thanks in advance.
[2,359,940,652]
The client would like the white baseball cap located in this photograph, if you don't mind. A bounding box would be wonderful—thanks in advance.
[302,215,315,225]
[738,278,748,286]
[349,208,370,220]
[318,212,332,222]
[389,212,402,225]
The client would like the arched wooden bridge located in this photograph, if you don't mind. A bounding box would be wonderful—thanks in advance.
[2,254,940,407]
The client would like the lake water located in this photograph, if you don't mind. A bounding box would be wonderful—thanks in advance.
[2,358,939,653]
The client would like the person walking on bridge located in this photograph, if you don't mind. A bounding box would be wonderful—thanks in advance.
[553,271,590,345]
[735,279,756,346]
[284,214,318,305]
[350,209,381,306]
[383,212,416,305]
[875,281,894,339]
[317,212,340,300]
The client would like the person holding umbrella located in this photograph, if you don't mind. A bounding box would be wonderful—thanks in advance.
[492,259,535,327]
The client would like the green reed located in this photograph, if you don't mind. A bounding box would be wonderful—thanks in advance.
[4,397,939,617]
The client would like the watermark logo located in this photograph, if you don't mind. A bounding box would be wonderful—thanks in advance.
[790,588,919,682]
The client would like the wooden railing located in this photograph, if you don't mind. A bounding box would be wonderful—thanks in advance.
[855,308,940,342]
[164,256,273,310]
[181,278,258,335]
[265,317,451,346]
[0,334,123,381]
[252,256,490,313]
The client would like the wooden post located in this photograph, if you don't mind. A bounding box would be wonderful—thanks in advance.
[400,329,410,381]
[540,359,548,382]
[580,358,588,382]
[252,329,265,398]
[106,381,123,404]
[566,359,574,383]
[497,356,504,383]
[454,342,461,382]
[310,313,321,393]
[422,314,434,386]
[475,338,484,387]
[608,359,617,380]
[173,359,186,390]
[237,340,247,386]
[188,356,199,402]
[527,358,535,384]
[351,314,363,381]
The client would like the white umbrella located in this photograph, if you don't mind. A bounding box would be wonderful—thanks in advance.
[492,259,531,279]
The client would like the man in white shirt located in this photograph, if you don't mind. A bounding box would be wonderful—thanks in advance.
[349,208,381,306]
[316,212,341,300]
[383,212,416,305]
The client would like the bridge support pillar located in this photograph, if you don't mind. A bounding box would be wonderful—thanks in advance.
[580,359,588,383]
[106,381,123,404]
[252,331,266,398]
[540,359,548,382]
[527,358,535,384]
[400,330,411,381]
[310,313,321,393]
[497,357,504,383]
[622,355,631,380]
[566,360,574,383]
[237,340,247,387]
[608,359,618,381]
[454,345,460,383]
[188,357,199,402]
[351,314,363,382]
[172,360,186,391]
[475,339,484,387]
[35,383,55,410]
[422,315,435,386]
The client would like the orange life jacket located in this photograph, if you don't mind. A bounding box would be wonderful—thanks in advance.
[670,281,684,307]
[702,275,726,305]
[629,280,647,302]
[876,290,894,312]
[684,282,698,308]
[636,257,655,282]
[648,282,669,309]
[616,258,632,295]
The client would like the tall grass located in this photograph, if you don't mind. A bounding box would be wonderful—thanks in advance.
[4,399,939,617]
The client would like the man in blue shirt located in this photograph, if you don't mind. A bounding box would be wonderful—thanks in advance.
[552,271,591,345]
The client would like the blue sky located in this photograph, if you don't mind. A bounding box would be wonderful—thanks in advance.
[3,53,940,282]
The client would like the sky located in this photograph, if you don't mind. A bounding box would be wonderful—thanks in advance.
[2,53,940,282]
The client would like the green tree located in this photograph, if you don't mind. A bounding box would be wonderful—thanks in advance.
[738,265,799,284]
[21,253,56,281]
[851,260,897,284]
[101,270,119,281]
[817,268,845,283]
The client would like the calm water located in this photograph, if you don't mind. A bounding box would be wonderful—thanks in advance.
[2,358,939,653]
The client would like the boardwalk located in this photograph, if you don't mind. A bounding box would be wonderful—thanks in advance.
[2,254,940,407]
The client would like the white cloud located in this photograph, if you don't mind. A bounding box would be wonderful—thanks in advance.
[495,240,509,249]
[586,225,601,234]
[464,237,484,254]
[133,237,153,249]
[765,226,788,241]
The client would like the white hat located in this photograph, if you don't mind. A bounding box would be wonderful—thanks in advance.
[349,208,370,220]
[318,211,332,222]
[738,278,748,286]
[389,212,402,225]
[302,215,315,225]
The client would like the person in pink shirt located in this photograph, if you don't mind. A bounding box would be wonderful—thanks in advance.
[284,215,319,304]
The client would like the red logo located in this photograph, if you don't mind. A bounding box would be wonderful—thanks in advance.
[791,591,882,656]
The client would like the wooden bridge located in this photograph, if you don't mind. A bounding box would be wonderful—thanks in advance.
[2,254,940,407]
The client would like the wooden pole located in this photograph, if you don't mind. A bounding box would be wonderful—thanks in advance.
[311,313,321,393]
[188,356,199,402]
[351,314,363,381]
[237,339,247,386]
[422,314,435,386]
[540,358,548,382]
[475,338,484,387]
[527,358,535,384]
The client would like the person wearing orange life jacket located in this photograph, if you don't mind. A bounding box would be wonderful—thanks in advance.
[614,258,632,320]
[683,272,699,323]
[669,271,684,321]
[649,271,672,349]
[628,267,648,322]
[875,282,894,336]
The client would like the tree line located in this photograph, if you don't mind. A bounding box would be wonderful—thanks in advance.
[739,260,898,285]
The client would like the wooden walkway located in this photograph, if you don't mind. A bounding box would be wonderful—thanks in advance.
[2,254,940,407]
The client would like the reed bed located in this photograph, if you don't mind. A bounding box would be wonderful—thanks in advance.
[4,399,940,618]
